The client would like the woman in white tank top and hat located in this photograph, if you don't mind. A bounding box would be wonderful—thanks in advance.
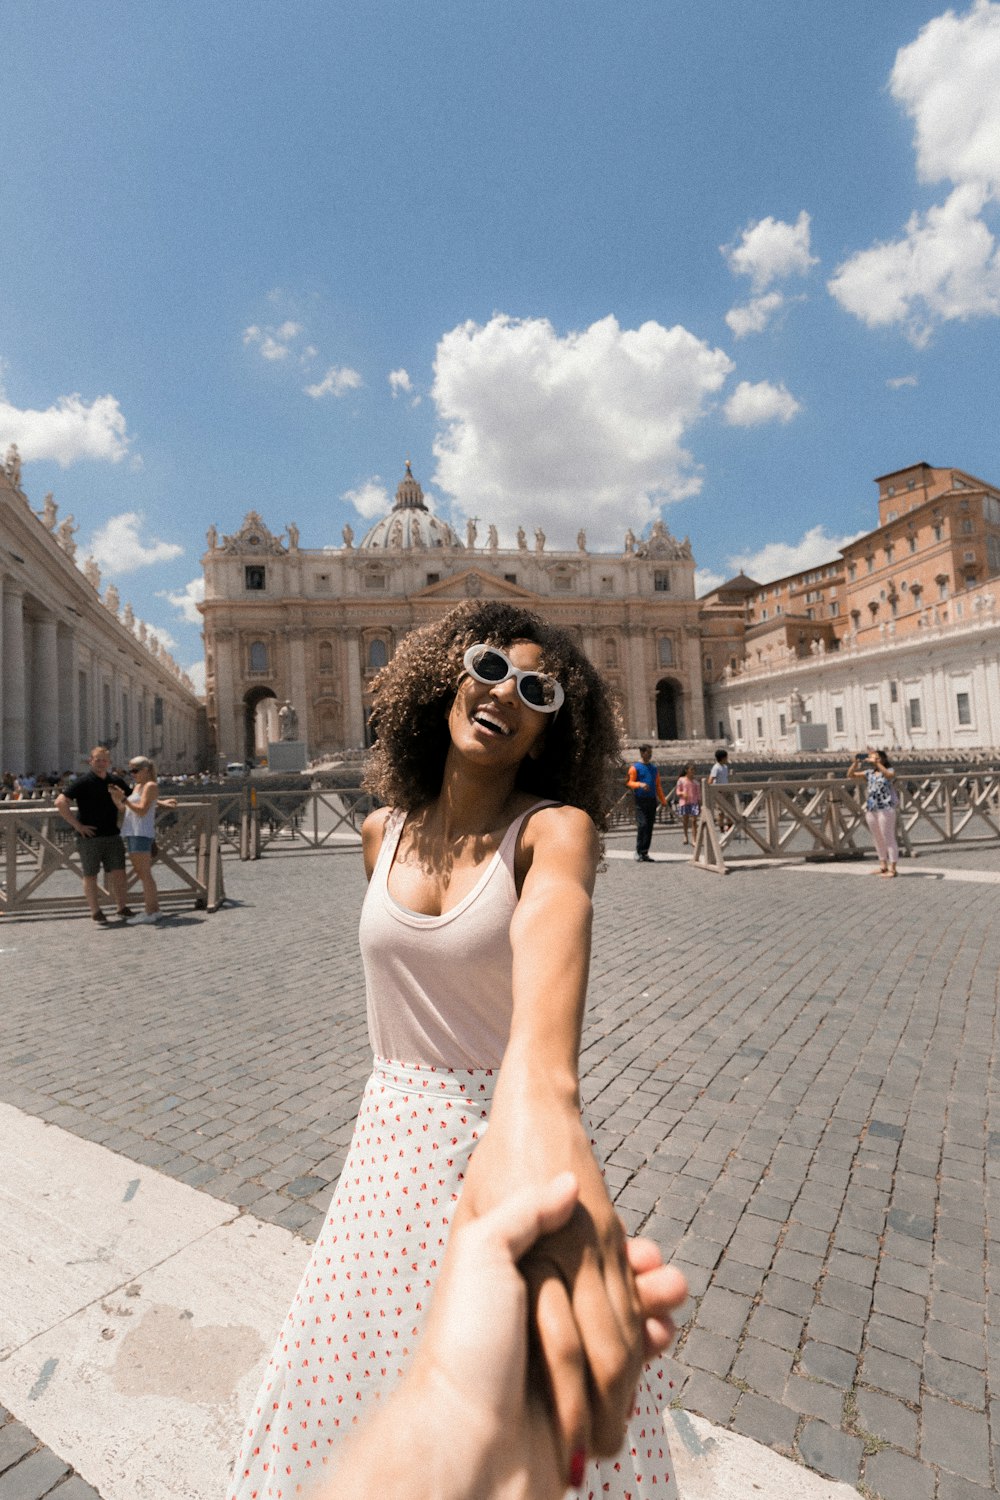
[230,601,682,1500]
[110,756,168,924]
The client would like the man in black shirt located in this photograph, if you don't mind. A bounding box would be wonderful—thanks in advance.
[55,746,134,923]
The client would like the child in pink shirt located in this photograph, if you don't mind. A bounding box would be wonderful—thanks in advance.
[675,764,700,846]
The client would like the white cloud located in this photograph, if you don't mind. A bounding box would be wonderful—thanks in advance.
[0,391,132,467]
[86,512,183,574]
[430,313,733,548]
[695,567,727,596]
[887,374,919,389]
[304,365,363,399]
[343,477,391,519]
[243,321,303,361]
[723,211,818,292]
[725,292,786,339]
[828,184,1000,345]
[830,1,1000,342]
[159,575,204,625]
[389,368,413,396]
[185,659,206,696]
[726,525,862,585]
[723,379,801,427]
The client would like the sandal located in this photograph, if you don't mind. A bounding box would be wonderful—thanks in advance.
[92,910,109,924]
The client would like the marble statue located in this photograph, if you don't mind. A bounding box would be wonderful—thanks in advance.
[534,528,546,553]
[4,443,22,489]
[487,525,498,551]
[466,518,477,550]
[287,522,299,550]
[82,556,101,590]
[342,524,354,549]
[624,528,636,554]
[105,583,120,613]
[56,515,78,557]
[278,700,299,741]
[41,493,57,530]
[123,602,135,631]
[516,526,527,551]
[577,530,587,552]
[206,524,218,550]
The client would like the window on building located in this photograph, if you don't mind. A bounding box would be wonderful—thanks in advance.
[704,655,713,675]
[885,544,894,562]
[553,573,573,592]
[848,563,857,580]
[933,523,944,542]
[249,641,268,674]
[887,510,897,521]
[890,597,899,617]
[760,608,768,620]
[364,570,387,591]
[834,705,845,733]
[956,692,972,726]
[153,695,163,727]
[965,572,977,589]
[245,565,266,590]
[318,641,333,674]
[779,713,787,735]
[730,657,738,672]
[829,602,839,616]
[653,570,671,592]
[601,576,614,593]
[889,681,898,703]
[866,556,875,574]
[367,639,388,671]
[806,608,814,620]
[908,698,922,729]
[908,534,917,553]
[504,573,518,585]
[962,519,973,534]
[718,720,725,738]
[426,572,440,586]
[869,702,880,731]
[776,604,783,615]
[314,573,331,593]
[736,717,743,739]
[756,716,763,739]
[658,637,673,666]
[938,576,949,601]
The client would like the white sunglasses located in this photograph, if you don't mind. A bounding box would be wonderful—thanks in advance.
[462,644,564,713]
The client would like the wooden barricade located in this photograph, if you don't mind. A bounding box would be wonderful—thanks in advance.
[240,786,374,859]
[691,770,1000,874]
[0,801,225,916]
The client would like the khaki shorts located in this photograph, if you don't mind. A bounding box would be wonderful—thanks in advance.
[78,834,126,877]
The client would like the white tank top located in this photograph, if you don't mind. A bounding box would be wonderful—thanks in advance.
[358,802,555,1069]
[121,789,157,839]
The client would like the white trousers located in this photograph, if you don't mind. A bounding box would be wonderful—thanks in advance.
[866,807,899,865]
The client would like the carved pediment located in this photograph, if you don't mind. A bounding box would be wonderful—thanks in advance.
[221,512,287,555]
[415,568,538,602]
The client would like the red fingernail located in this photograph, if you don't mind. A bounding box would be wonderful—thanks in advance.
[569,1448,586,1488]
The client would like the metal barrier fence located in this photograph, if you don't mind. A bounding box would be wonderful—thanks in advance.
[0,802,225,916]
[238,786,375,859]
[692,771,1000,874]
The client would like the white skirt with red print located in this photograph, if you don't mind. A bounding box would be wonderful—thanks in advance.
[228,1059,678,1500]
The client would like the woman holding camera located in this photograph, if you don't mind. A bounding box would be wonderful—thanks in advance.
[848,748,899,877]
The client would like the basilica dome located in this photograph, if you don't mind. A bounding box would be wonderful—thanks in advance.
[359,463,463,551]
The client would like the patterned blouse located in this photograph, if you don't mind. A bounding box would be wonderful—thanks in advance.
[865,767,897,812]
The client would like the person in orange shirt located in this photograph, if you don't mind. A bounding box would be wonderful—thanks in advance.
[625,745,666,862]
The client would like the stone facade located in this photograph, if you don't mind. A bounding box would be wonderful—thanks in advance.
[0,451,205,777]
[200,465,706,763]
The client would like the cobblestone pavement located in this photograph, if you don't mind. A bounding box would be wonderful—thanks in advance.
[2,837,999,1499]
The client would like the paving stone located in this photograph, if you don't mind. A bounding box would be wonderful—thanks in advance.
[693,1286,751,1340]
[859,1346,921,1402]
[730,1338,795,1400]
[48,1481,102,1500]
[798,1341,856,1389]
[920,1395,992,1485]
[923,1351,987,1408]
[854,1388,918,1454]
[796,1419,863,1485]
[783,1374,843,1425]
[0,1424,36,1477]
[731,1391,798,1449]
[935,1476,998,1500]
[678,1328,737,1377]
[806,1304,865,1354]
[863,1448,935,1500]
[0,1449,70,1499]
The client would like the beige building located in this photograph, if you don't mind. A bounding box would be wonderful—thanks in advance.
[0,449,204,777]
[200,464,706,763]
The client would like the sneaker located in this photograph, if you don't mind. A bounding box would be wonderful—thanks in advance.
[116,907,136,919]
[92,910,109,925]
[133,912,162,925]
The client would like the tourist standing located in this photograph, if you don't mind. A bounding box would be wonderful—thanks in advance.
[626,743,666,862]
[708,747,731,830]
[54,747,134,923]
[109,757,173,923]
[848,748,899,877]
[674,763,700,846]
[230,601,680,1500]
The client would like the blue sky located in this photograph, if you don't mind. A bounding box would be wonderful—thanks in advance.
[3,1,1000,690]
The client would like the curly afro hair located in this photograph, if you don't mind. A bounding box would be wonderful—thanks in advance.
[363,601,625,829]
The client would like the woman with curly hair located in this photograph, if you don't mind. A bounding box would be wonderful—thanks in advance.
[230,600,681,1500]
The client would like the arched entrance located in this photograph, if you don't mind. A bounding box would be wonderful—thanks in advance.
[243,686,278,765]
[655,679,683,740]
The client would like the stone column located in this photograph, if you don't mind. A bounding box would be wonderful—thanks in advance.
[288,629,309,750]
[56,625,77,770]
[2,585,27,773]
[344,630,365,747]
[31,613,60,773]
[623,627,649,739]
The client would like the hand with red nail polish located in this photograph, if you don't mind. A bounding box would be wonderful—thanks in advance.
[322,1174,687,1500]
